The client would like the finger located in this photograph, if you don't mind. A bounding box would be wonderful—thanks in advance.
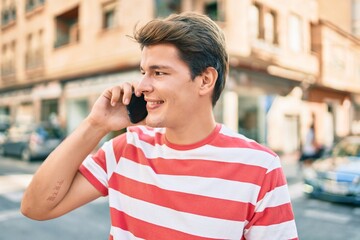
[132,82,140,96]
[110,86,121,106]
[122,83,133,105]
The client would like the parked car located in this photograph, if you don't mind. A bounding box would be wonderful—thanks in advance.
[303,135,360,205]
[0,123,64,162]
[0,115,10,145]
[0,126,8,145]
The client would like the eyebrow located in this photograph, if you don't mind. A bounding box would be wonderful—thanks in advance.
[140,65,173,71]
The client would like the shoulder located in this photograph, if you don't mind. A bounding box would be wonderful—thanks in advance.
[216,124,277,157]
[212,125,280,171]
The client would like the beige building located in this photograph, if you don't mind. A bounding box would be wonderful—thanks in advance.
[309,20,360,146]
[222,0,319,153]
[309,0,360,148]
[1,0,360,154]
[0,0,151,132]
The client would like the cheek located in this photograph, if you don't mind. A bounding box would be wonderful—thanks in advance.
[171,92,196,113]
[162,79,198,107]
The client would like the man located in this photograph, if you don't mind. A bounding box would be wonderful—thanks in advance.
[21,12,298,239]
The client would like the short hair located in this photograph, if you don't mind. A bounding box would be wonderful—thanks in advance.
[133,12,228,106]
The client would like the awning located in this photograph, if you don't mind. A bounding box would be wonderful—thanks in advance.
[306,86,349,104]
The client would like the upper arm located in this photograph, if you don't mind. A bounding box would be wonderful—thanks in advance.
[243,157,298,239]
[45,171,103,219]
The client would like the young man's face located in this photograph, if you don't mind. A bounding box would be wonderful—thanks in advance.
[138,43,200,129]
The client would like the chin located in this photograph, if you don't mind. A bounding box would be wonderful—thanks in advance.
[145,117,165,128]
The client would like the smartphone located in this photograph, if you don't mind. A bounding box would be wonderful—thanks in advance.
[126,93,148,123]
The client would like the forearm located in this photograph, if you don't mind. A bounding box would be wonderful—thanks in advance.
[21,118,108,219]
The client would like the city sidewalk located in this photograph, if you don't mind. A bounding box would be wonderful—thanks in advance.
[279,151,302,186]
[278,152,306,201]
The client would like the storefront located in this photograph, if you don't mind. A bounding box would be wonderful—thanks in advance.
[62,70,141,140]
[0,88,33,125]
[222,68,304,153]
[306,86,351,145]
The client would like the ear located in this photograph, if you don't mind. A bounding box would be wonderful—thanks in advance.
[198,67,218,96]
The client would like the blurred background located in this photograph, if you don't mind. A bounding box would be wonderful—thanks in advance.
[1,0,360,239]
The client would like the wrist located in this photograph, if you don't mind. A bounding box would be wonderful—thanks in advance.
[83,117,109,138]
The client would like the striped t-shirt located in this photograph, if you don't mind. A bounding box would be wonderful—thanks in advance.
[79,124,298,240]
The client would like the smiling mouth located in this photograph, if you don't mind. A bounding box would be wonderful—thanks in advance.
[147,100,164,108]
[147,101,164,106]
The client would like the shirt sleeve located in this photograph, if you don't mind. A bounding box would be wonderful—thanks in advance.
[79,140,112,196]
[243,156,298,240]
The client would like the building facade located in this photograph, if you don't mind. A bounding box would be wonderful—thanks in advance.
[1,0,360,154]
[222,0,319,153]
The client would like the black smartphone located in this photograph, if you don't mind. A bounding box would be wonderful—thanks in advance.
[126,93,148,123]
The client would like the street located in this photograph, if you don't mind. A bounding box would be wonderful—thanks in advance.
[0,156,360,240]
[288,180,360,240]
[0,157,109,240]
[283,157,360,240]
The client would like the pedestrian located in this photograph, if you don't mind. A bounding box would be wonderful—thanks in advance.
[300,122,323,165]
[21,12,298,239]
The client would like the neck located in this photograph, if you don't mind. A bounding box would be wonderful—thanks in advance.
[165,113,217,145]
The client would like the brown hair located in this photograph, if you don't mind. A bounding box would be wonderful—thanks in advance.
[133,12,228,106]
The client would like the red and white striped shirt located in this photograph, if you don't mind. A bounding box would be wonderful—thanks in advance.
[79,124,298,240]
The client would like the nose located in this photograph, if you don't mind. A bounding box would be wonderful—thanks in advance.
[136,74,153,95]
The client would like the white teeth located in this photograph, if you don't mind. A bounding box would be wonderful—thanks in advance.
[148,101,163,105]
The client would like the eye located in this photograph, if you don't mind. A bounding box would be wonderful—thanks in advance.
[155,71,165,76]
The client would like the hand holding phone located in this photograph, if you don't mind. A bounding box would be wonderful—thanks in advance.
[126,93,148,123]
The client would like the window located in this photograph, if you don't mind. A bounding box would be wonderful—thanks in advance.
[249,3,261,40]
[10,41,16,74]
[238,96,260,142]
[264,10,278,44]
[54,6,79,48]
[1,41,16,77]
[41,99,58,122]
[25,30,43,69]
[25,33,33,66]
[1,0,16,26]
[288,14,303,52]
[155,0,181,18]
[190,0,224,22]
[205,0,219,21]
[25,0,45,13]
[102,1,117,29]
[1,45,8,76]
[25,0,35,11]
[249,2,278,45]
